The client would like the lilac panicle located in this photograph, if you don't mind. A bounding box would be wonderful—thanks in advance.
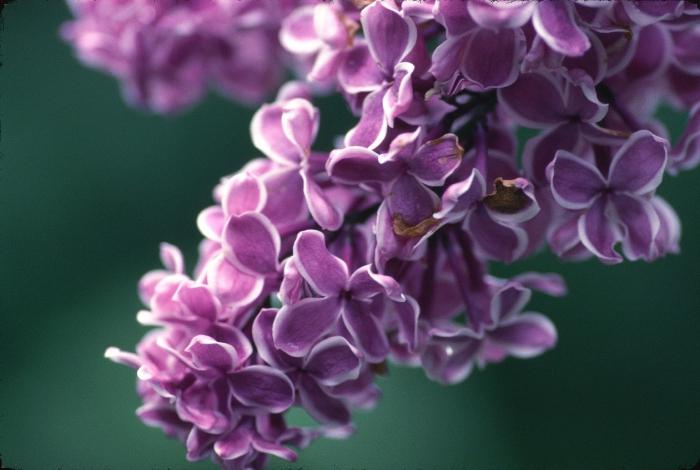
[98,1,700,468]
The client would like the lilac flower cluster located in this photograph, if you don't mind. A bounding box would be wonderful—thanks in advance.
[87,1,700,468]
[61,0,300,112]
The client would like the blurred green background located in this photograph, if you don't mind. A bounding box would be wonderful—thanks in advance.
[1,2,698,470]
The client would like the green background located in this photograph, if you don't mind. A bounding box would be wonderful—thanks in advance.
[1,2,698,469]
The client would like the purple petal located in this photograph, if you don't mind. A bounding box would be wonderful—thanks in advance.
[327,147,402,184]
[250,103,301,165]
[159,242,184,274]
[337,43,384,94]
[550,150,606,210]
[651,196,681,257]
[176,283,220,321]
[387,174,439,227]
[345,87,389,150]
[621,0,684,26]
[185,335,241,373]
[523,123,583,186]
[348,265,404,302]
[488,313,557,358]
[298,374,351,424]
[512,272,568,297]
[293,230,348,296]
[281,98,320,158]
[304,336,362,387]
[197,206,225,241]
[393,295,420,351]
[548,212,590,261]
[361,1,417,73]
[405,134,463,186]
[213,426,252,461]
[273,296,343,357]
[223,212,280,276]
[342,300,389,362]
[104,347,142,369]
[578,197,622,263]
[670,102,700,173]
[187,428,220,461]
[301,170,343,231]
[608,130,668,194]
[382,62,414,126]
[435,169,485,221]
[623,24,671,82]
[490,283,531,323]
[251,438,297,462]
[222,172,266,218]
[206,254,264,307]
[252,308,295,370]
[434,0,476,35]
[467,0,535,29]
[467,205,527,262]
[610,193,660,261]
[279,6,321,55]
[498,73,568,128]
[229,365,295,413]
[430,34,467,82]
[461,27,525,90]
[533,0,590,56]
[261,168,306,227]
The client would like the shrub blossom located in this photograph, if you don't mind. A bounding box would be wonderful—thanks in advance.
[78,1,700,468]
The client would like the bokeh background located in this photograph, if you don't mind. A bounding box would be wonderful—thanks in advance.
[1,2,699,470]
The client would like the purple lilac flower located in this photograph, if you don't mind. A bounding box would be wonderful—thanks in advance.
[62,0,299,112]
[97,1,700,468]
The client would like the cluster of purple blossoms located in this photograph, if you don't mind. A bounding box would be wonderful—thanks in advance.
[76,1,700,468]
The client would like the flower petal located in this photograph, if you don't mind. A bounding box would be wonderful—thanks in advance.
[550,150,606,210]
[304,336,362,387]
[185,335,240,373]
[327,146,401,184]
[206,254,264,308]
[490,283,532,324]
[461,27,525,90]
[293,230,348,296]
[488,313,557,358]
[610,193,660,261]
[348,265,404,302]
[361,0,417,73]
[467,205,528,262]
[229,365,295,413]
[342,300,389,362]
[176,283,221,321]
[222,172,267,218]
[382,62,414,127]
[578,197,622,263]
[298,374,351,425]
[281,98,320,159]
[498,72,568,128]
[273,296,343,357]
[252,308,295,370]
[223,212,280,276]
[608,130,668,194]
[345,87,388,150]
[250,103,300,165]
[338,43,384,94]
[533,0,590,56]
[301,170,343,231]
[405,134,463,186]
[213,426,252,461]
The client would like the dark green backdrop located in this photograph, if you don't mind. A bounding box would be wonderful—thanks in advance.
[1,2,698,469]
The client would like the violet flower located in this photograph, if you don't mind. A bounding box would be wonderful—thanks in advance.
[95,1,700,468]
